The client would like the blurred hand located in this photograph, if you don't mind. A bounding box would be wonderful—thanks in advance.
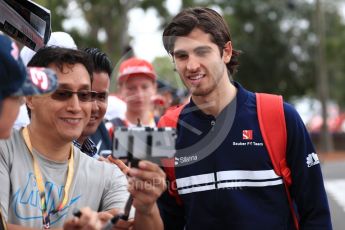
[64,208,134,230]
[127,161,166,215]
[107,155,130,175]
[112,219,134,230]
[63,207,102,230]
[98,211,134,230]
[97,156,108,162]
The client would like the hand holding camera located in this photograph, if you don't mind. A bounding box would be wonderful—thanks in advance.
[112,126,177,166]
[99,126,173,229]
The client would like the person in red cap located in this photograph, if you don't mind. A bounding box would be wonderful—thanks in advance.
[107,57,159,130]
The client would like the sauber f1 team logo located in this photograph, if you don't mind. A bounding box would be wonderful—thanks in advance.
[242,130,253,140]
[234,130,262,147]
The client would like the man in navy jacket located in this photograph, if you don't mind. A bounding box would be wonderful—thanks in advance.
[157,7,332,230]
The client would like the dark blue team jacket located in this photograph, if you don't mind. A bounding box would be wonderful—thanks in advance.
[158,82,332,230]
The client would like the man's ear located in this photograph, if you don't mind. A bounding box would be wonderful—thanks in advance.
[171,56,177,72]
[26,96,34,110]
[223,41,233,64]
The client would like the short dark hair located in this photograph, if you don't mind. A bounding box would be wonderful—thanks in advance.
[84,47,112,77]
[28,47,94,79]
[163,7,241,75]
[26,47,94,118]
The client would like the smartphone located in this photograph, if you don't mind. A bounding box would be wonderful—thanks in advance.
[112,127,176,162]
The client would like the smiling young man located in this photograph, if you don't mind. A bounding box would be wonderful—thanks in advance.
[0,47,165,230]
[75,48,113,158]
[158,7,332,230]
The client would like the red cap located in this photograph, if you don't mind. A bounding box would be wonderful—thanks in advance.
[118,57,156,83]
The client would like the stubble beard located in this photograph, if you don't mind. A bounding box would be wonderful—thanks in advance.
[189,77,218,98]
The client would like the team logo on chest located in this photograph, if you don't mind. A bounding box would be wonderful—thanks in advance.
[242,130,253,140]
[232,129,263,147]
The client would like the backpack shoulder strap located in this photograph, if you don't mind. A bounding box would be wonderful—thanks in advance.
[256,93,288,181]
[255,93,299,230]
[158,104,186,128]
[158,104,186,206]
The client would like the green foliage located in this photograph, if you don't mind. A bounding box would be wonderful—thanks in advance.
[35,0,69,31]
[323,8,345,107]
[74,0,135,63]
[215,0,317,99]
[36,0,345,108]
[165,0,345,106]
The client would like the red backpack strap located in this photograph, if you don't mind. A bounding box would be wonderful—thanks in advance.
[256,93,299,230]
[158,104,186,206]
[158,104,186,128]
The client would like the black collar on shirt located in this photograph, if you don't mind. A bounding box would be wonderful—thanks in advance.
[73,138,97,157]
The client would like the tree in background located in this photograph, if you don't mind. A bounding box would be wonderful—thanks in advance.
[36,0,345,106]
[193,0,318,100]
[324,4,345,108]
[153,0,345,104]
[35,0,69,31]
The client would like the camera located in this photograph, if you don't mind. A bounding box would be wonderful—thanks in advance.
[112,127,177,164]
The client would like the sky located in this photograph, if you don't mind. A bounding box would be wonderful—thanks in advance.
[128,0,181,61]
[63,0,181,62]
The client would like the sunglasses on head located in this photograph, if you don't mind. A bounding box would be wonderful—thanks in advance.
[50,89,96,102]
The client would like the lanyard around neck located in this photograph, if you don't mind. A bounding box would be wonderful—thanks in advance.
[22,126,74,228]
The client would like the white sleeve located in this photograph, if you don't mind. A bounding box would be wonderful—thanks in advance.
[100,164,130,212]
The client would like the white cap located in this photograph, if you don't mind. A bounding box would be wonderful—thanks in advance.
[20,31,77,66]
